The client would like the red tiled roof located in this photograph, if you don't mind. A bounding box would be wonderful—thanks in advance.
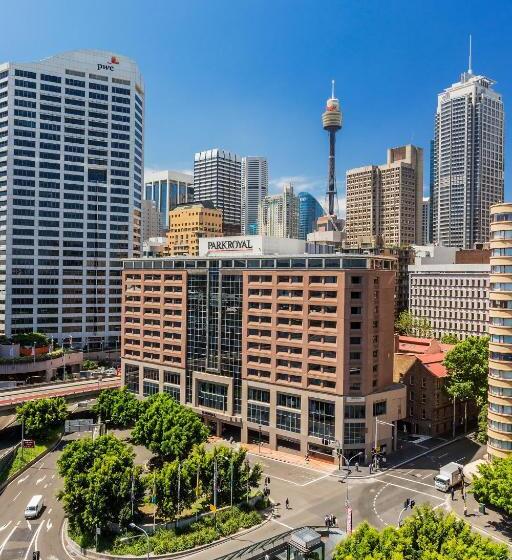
[396,336,453,378]
[425,362,448,378]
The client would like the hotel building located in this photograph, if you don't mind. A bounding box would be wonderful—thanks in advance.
[0,49,144,349]
[121,237,405,461]
[488,203,512,457]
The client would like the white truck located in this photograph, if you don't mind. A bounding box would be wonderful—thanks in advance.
[434,462,464,492]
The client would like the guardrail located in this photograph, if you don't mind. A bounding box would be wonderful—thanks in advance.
[0,378,120,408]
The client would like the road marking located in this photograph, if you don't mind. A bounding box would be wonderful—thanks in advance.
[383,473,437,489]
[403,469,415,476]
[0,521,12,532]
[23,521,44,560]
[422,472,434,479]
[372,483,389,526]
[44,483,48,489]
[46,518,53,532]
[17,474,29,484]
[47,508,52,515]
[51,474,55,480]
[263,473,301,486]
[36,475,47,485]
[26,520,32,531]
[0,521,19,555]
[13,491,21,501]
[39,462,45,469]
[374,478,445,501]
[272,518,294,530]
[302,474,331,486]
[248,451,328,474]
[437,452,448,459]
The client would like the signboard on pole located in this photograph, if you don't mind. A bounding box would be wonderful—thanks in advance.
[346,507,353,535]
[22,439,35,449]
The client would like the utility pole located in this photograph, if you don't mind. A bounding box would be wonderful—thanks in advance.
[20,418,24,460]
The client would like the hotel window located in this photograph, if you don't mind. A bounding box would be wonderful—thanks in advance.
[308,399,335,439]
[143,380,159,397]
[247,403,270,426]
[344,422,365,445]
[198,381,228,411]
[124,363,139,394]
[277,393,301,409]
[248,387,270,403]
[276,409,301,433]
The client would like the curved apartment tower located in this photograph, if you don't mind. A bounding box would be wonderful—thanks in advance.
[488,203,512,457]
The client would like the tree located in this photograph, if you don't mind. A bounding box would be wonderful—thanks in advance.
[440,333,459,345]
[150,459,196,521]
[93,387,141,427]
[132,393,209,460]
[12,332,50,347]
[394,311,432,338]
[473,455,512,516]
[444,336,489,433]
[57,435,144,538]
[16,397,68,438]
[82,359,98,371]
[332,504,509,560]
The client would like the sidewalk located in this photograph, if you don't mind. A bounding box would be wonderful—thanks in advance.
[211,434,467,479]
[448,487,512,549]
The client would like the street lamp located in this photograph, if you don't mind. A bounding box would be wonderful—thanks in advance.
[129,523,149,560]
[374,417,396,470]
[340,451,362,536]
[258,425,262,454]
[397,498,415,527]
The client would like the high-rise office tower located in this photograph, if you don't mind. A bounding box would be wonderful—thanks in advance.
[144,170,193,231]
[0,50,144,350]
[431,55,504,248]
[297,192,324,240]
[193,149,242,235]
[488,203,512,457]
[142,200,163,242]
[345,145,423,247]
[422,197,431,245]
[241,156,268,235]
[259,183,299,239]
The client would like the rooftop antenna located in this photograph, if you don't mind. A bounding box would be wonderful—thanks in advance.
[331,79,335,99]
[468,34,473,74]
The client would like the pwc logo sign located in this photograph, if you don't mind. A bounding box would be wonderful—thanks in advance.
[97,56,120,72]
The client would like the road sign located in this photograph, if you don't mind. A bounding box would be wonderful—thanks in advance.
[209,504,217,512]
[22,439,35,448]
[96,527,101,535]
[346,507,352,535]
[65,418,93,433]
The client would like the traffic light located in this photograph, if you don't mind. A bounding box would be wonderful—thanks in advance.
[403,498,415,510]
[33,552,40,560]
[404,499,409,510]
[410,499,415,509]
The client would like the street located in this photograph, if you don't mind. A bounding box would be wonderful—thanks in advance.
[0,435,488,560]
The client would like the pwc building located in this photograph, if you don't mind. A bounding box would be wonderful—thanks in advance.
[121,236,405,461]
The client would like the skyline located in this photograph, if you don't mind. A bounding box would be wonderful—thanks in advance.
[1,0,512,212]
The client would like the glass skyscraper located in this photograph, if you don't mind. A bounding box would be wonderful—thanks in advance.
[144,170,193,231]
[297,192,324,240]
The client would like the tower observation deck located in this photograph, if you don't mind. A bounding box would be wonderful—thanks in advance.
[322,80,342,216]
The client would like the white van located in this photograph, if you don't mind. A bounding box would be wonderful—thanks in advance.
[24,495,44,519]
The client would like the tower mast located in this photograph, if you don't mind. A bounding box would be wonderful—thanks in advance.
[322,80,342,216]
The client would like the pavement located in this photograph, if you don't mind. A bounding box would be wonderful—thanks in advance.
[0,430,504,560]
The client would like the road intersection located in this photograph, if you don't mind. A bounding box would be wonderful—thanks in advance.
[0,434,491,559]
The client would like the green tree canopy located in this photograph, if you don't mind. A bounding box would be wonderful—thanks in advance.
[12,332,50,347]
[443,336,489,406]
[81,359,98,371]
[16,396,68,438]
[473,455,512,516]
[132,393,209,460]
[440,333,459,344]
[332,505,509,560]
[57,435,144,538]
[92,387,141,427]
[395,311,432,338]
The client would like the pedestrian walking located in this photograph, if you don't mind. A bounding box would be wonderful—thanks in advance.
[450,487,455,501]
[325,514,330,528]
[355,462,359,472]
[463,504,468,517]
[285,498,290,510]
[332,515,337,526]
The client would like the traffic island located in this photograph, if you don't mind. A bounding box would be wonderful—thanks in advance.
[64,501,272,559]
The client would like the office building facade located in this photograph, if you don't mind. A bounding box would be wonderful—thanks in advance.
[0,49,144,349]
[142,199,163,242]
[166,201,222,256]
[193,149,241,234]
[259,183,299,239]
[488,203,512,457]
[422,197,430,245]
[241,156,268,235]
[121,243,405,461]
[409,262,489,340]
[144,170,193,231]
[431,70,504,248]
[345,145,423,248]
[298,192,324,240]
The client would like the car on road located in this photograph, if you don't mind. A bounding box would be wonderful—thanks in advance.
[24,495,44,519]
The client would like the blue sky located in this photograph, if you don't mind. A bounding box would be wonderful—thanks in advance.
[2,0,511,212]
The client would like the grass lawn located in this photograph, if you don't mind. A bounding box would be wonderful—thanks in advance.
[0,429,60,485]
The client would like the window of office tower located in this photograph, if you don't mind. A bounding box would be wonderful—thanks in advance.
[198,381,228,411]
[308,399,335,439]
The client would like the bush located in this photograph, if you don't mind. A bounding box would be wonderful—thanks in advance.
[12,332,50,347]
[108,505,263,556]
[81,359,98,371]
